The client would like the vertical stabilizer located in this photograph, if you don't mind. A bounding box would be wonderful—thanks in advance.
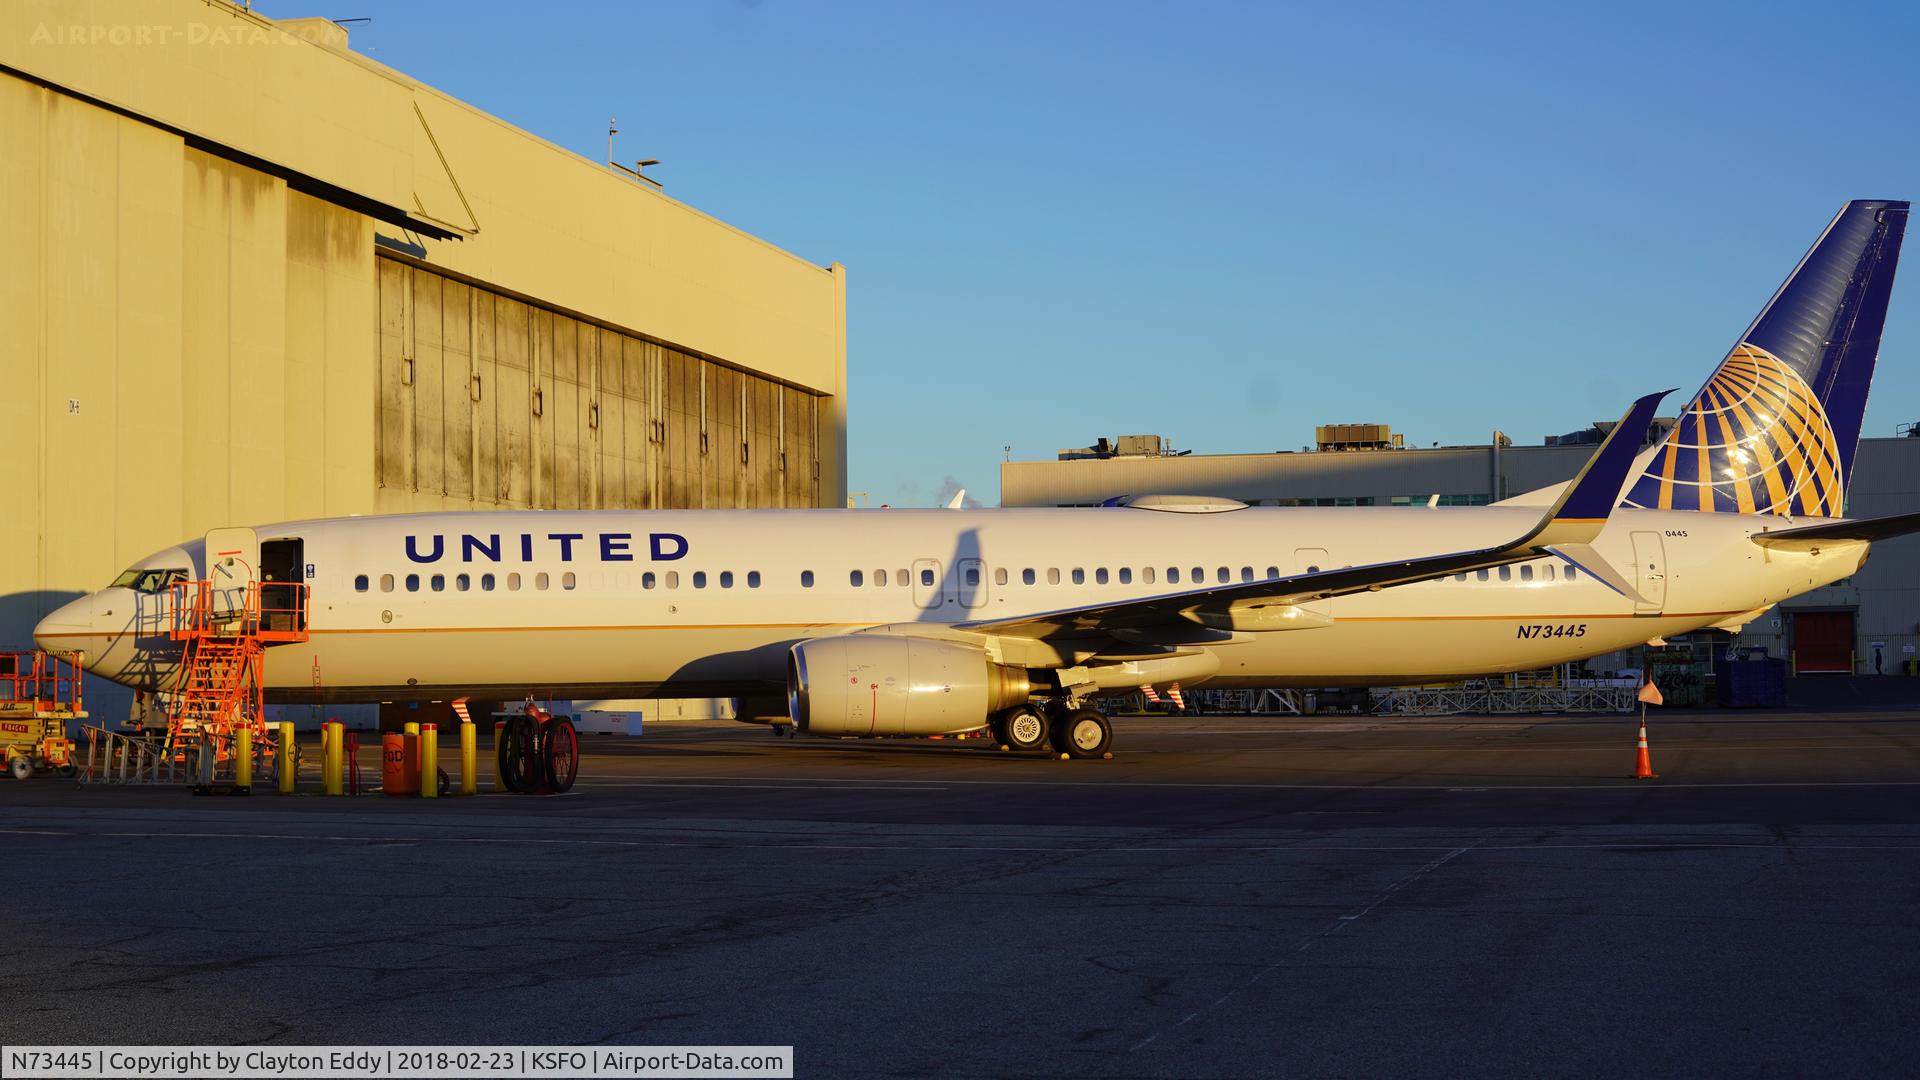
[1621,200,1907,515]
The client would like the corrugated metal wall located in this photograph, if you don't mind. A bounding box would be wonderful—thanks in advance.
[375,258,820,512]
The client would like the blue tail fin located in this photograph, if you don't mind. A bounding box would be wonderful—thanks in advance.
[1621,199,1908,516]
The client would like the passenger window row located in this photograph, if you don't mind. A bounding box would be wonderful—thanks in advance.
[356,571,575,593]
[1448,563,1573,583]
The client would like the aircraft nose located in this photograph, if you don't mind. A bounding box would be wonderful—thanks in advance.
[33,595,96,655]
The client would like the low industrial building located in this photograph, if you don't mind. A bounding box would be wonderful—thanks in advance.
[1005,425,1920,683]
[2,0,847,689]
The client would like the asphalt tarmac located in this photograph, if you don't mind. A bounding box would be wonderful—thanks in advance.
[3,711,1918,1078]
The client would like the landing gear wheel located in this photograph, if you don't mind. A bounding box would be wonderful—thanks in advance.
[1053,709,1112,759]
[543,717,579,793]
[1000,707,1048,752]
[8,757,30,780]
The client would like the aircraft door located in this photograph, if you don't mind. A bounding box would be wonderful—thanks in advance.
[1630,531,1666,614]
[955,557,987,609]
[202,527,259,620]
[912,558,944,610]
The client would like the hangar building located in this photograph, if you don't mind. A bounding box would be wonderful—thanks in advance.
[1003,426,1920,680]
[1,0,847,664]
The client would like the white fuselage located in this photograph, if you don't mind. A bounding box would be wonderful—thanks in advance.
[35,506,1867,704]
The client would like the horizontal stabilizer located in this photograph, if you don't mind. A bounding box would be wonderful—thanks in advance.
[1750,509,1920,549]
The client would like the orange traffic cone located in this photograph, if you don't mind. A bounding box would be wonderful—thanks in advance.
[1632,716,1658,779]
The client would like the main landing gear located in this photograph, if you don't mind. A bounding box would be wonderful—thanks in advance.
[990,703,1112,759]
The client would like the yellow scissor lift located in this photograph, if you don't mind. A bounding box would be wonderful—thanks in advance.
[0,651,85,779]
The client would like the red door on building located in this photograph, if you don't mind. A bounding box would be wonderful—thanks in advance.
[1793,612,1856,673]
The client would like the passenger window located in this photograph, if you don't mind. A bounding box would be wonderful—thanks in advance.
[562,572,577,590]
[1072,568,1086,585]
[1023,568,1036,585]
[1498,566,1512,581]
[481,574,496,591]
[380,573,395,592]
[429,574,445,592]
[1566,566,1579,580]
[354,574,370,593]
[693,571,708,589]
[875,569,889,587]
[1520,565,1534,582]
[535,572,550,590]
[508,573,522,591]
[1266,566,1279,580]
[1047,568,1061,585]
[1241,566,1254,582]
[1192,567,1204,582]
[801,570,815,588]
[1095,568,1109,585]
[720,571,734,589]
[406,574,420,592]
[1217,567,1231,584]
[850,570,864,587]
[1475,569,1489,582]
[456,573,471,592]
[1453,573,1467,582]
[965,567,980,587]
[994,567,1008,586]
[664,571,680,589]
[920,568,935,587]
[748,571,761,589]
[1543,565,1555,581]
[1118,567,1132,585]
[1143,567,1156,585]
[642,572,657,590]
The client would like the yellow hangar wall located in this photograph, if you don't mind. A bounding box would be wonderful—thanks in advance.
[0,0,846,648]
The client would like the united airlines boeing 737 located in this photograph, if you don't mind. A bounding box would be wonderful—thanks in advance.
[35,200,1918,758]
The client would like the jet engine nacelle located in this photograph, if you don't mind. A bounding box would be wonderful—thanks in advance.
[788,635,1031,737]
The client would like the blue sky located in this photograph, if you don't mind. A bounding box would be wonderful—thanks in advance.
[281,1,1920,506]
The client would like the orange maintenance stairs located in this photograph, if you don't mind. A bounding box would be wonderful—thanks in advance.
[165,579,308,752]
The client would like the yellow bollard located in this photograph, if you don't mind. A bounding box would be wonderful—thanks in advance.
[323,721,344,796]
[236,728,252,789]
[420,723,438,799]
[277,722,295,793]
[460,721,477,796]
[404,721,420,737]
[493,720,506,791]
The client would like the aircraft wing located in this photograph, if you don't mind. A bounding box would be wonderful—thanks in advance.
[1750,509,1920,550]
[957,390,1670,640]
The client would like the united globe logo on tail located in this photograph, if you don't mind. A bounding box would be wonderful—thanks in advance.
[1619,200,1908,519]
[1621,343,1844,516]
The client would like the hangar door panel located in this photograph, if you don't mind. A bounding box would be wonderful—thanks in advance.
[374,255,828,510]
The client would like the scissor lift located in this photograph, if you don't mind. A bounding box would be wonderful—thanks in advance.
[0,651,86,778]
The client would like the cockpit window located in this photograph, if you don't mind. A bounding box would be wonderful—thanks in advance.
[110,568,188,594]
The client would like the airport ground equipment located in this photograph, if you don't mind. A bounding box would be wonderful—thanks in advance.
[496,700,578,793]
[0,651,85,778]
[164,579,308,753]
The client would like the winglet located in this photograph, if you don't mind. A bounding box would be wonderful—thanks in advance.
[1529,390,1672,548]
